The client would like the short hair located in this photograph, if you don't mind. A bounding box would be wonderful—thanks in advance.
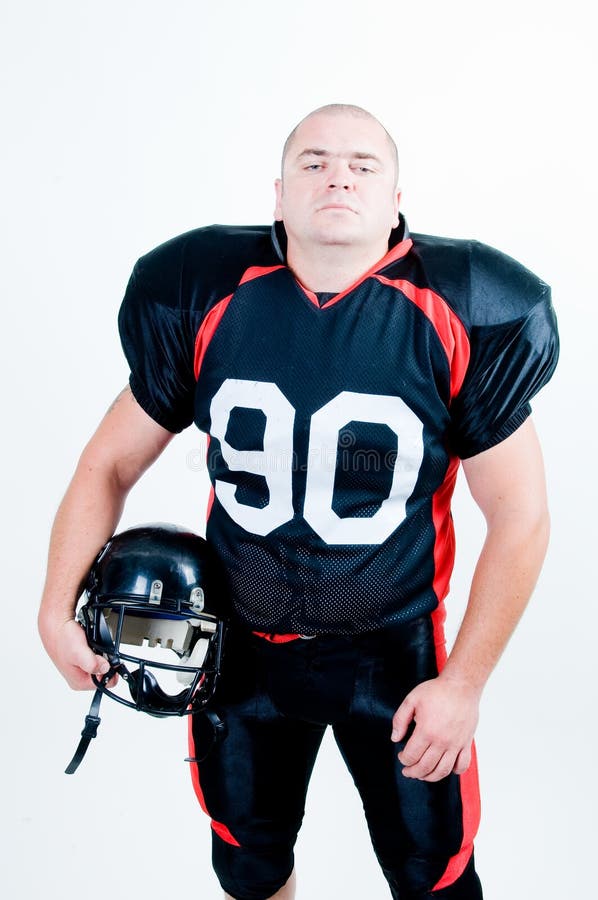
[281,104,399,183]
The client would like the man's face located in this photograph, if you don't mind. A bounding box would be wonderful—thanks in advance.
[274,112,400,254]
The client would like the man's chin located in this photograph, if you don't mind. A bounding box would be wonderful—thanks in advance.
[311,227,362,247]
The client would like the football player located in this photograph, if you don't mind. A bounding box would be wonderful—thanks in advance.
[38,104,559,900]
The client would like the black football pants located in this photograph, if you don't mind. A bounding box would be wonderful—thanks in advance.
[188,618,483,900]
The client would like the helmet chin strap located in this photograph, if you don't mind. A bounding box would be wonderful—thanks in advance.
[64,667,121,775]
[64,660,171,773]
[65,611,124,774]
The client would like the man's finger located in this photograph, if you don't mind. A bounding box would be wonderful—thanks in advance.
[397,731,431,767]
[452,745,472,775]
[391,696,415,742]
[400,743,443,778]
[419,750,457,782]
[75,647,109,676]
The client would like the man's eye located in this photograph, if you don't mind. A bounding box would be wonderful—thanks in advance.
[305,164,323,171]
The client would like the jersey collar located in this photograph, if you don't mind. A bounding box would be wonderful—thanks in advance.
[270,215,413,309]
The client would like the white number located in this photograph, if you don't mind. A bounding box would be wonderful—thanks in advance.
[209,380,424,546]
[209,380,295,536]
[304,391,423,545]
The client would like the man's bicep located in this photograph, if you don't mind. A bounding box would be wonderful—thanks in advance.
[461,417,548,524]
[80,385,176,491]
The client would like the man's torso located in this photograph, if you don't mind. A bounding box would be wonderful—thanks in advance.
[118,219,558,635]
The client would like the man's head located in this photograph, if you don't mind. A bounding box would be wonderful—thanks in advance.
[280,104,399,185]
[275,104,401,257]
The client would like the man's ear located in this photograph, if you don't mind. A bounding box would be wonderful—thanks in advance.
[392,189,402,228]
[274,178,283,221]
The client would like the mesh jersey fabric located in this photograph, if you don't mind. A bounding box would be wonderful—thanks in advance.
[118,216,559,635]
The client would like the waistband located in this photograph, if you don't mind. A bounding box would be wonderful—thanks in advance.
[249,614,433,648]
[252,631,314,643]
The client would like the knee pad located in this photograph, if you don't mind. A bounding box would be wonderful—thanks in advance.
[212,833,294,900]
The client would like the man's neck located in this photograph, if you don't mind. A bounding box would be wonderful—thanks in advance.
[286,239,390,293]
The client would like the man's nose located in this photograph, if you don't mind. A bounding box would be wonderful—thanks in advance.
[326,161,354,190]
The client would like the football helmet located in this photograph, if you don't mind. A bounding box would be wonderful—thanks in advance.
[65,523,228,773]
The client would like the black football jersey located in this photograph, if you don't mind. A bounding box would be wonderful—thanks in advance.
[118,217,559,636]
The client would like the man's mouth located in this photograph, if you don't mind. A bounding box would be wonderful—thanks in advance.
[318,204,357,213]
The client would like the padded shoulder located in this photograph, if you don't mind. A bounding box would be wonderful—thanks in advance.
[468,240,551,326]
[134,224,277,310]
[409,232,551,327]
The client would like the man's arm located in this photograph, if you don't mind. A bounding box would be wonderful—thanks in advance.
[38,386,174,690]
[391,417,550,781]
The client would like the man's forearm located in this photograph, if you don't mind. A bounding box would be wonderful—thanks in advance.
[392,508,549,781]
[441,508,550,691]
[37,452,135,690]
[38,456,128,646]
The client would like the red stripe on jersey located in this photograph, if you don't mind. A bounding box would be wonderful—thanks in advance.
[187,717,242,846]
[252,631,302,643]
[301,286,321,308]
[373,276,470,399]
[239,264,285,285]
[206,485,215,520]
[431,455,460,624]
[378,236,414,267]
[194,294,234,380]
[296,238,414,309]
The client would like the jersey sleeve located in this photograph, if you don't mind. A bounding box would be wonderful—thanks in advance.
[449,243,559,459]
[118,257,197,434]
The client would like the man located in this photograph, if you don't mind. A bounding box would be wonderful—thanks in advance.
[38,104,559,899]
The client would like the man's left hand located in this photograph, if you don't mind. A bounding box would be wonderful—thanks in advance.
[390,674,481,782]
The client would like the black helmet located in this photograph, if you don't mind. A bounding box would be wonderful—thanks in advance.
[66,523,227,773]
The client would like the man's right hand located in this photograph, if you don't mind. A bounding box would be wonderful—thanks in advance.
[40,617,112,690]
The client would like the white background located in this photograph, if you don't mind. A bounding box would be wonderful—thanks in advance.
[2,1,596,897]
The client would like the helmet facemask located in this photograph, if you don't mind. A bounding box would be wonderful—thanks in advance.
[79,597,225,717]
[65,524,228,774]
